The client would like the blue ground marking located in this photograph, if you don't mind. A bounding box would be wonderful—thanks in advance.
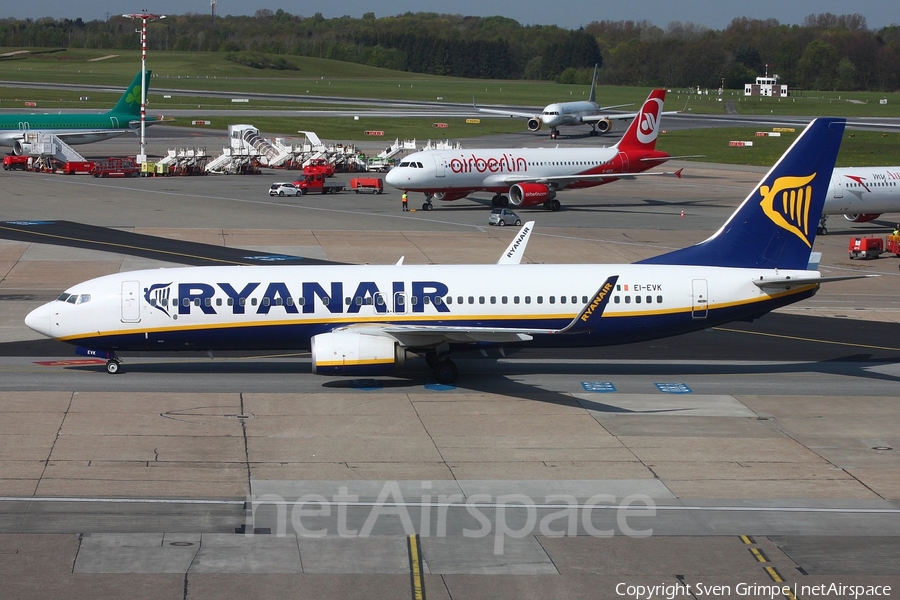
[424,383,457,391]
[581,381,617,393]
[655,383,692,394]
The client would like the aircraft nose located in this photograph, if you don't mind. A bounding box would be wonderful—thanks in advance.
[24,303,53,338]
[384,168,402,188]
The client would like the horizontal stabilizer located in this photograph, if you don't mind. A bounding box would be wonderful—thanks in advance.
[753,274,877,290]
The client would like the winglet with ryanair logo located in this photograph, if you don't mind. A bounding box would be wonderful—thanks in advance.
[638,118,846,271]
[556,275,619,335]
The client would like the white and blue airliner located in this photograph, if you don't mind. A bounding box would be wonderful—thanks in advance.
[25,119,863,383]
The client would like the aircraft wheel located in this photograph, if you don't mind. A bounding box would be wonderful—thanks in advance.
[433,359,458,385]
[491,195,501,207]
[546,200,561,212]
[423,203,433,211]
[106,360,121,375]
[500,196,509,207]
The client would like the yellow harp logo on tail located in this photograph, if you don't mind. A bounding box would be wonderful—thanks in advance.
[759,173,817,248]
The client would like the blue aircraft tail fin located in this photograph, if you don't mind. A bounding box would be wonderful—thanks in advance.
[639,118,845,270]
[110,71,150,116]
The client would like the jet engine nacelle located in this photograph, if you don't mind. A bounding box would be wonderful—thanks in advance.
[509,183,557,207]
[527,118,542,132]
[843,213,881,223]
[596,118,612,133]
[433,191,469,201]
[310,331,405,376]
[13,140,25,156]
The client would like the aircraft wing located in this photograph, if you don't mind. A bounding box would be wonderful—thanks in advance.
[581,110,680,124]
[477,107,539,119]
[337,324,550,346]
[488,168,683,187]
[332,276,621,347]
[54,129,132,138]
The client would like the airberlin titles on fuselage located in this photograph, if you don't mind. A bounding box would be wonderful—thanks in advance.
[145,280,452,317]
[448,153,528,174]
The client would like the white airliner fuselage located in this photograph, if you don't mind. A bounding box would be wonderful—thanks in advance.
[24,118,856,383]
[24,262,817,359]
[823,167,900,227]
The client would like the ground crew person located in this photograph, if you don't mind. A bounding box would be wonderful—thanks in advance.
[893,224,899,237]
[401,192,409,211]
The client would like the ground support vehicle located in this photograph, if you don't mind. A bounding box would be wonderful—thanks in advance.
[292,173,345,195]
[849,236,883,259]
[63,161,96,174]
[350,178,384,194]
[2,155,30,170]
[91,158,139,178]
[303,161,335,178]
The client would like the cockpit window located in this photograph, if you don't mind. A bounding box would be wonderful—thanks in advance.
[416,162,423,168]
[398,161,410,167]
[60,293,90,304]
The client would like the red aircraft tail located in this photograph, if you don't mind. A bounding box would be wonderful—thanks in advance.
[615,89,667,152]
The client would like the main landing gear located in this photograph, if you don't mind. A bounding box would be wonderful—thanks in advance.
[544,199,561,211]
[425,350,458,384]
[491,194,509,207]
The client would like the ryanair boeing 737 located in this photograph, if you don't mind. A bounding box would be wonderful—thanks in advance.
[25,118,861,383]
[0,71,160,155]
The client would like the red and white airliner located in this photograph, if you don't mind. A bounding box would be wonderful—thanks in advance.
[385,89,681,211]
[819,166,900,233]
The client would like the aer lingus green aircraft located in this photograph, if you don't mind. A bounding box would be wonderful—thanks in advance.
[0,71,160,155]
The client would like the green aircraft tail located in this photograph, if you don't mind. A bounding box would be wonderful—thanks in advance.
[110,71,151,116]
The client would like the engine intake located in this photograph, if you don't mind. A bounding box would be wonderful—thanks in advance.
[311,331,405,375]
[509,183,556,207]
[844,213,881,223]
[432,191,469,201]
[596,118,612,133]
[527,118,542,132]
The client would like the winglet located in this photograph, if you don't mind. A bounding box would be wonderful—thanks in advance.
[675,168,683,179]
[555,276,619,334]
[497,221,534,265]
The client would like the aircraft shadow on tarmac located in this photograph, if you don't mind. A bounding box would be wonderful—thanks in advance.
[49,353,900,405]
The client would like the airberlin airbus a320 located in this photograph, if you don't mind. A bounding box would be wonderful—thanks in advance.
[385,89,682,211]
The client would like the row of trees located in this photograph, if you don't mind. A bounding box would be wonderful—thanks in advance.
[1,12,898,90]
